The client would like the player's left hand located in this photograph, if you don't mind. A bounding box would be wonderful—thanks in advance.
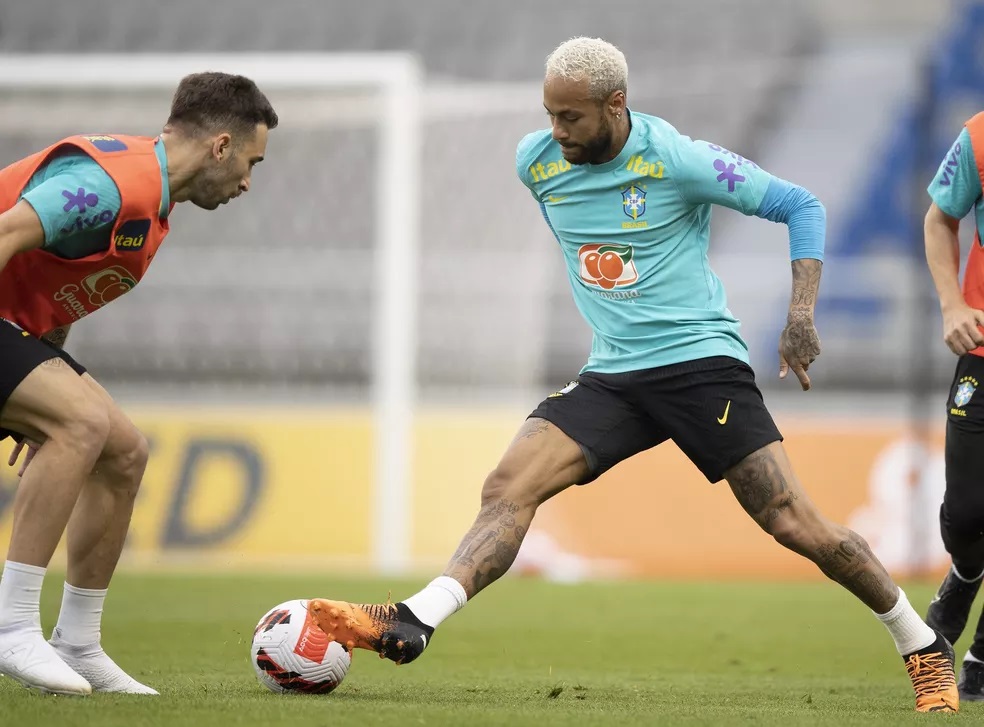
[8,438,41,477]
[778,311,821,391]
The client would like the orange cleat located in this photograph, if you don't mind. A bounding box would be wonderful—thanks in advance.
[904,632,959,713]
[307,599,433,665]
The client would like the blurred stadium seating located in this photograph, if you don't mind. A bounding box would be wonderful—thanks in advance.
[0,0,814,393]
[0,0,977,584]
[0,0,969,396]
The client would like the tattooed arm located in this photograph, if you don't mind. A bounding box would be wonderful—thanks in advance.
[664,141,826,389]
[778,259,822,391]
[42,324,71,349]
[753,179,825,391]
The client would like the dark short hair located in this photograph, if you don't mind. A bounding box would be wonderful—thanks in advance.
[167,72,279,136]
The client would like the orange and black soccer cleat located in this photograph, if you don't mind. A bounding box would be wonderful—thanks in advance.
[904,631,959,713]
[307,599,433,665]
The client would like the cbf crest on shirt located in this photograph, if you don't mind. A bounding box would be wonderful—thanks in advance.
[516,110,774,375]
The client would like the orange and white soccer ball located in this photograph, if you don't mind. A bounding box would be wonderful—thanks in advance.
[251,599,352,694]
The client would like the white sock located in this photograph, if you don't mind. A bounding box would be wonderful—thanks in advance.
[0,560,45,630]
[52,583,107,646]
[401,576,468,629]
[874,588,937,655]
[965,650,984,664]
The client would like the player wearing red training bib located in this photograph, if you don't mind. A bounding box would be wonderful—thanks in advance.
[924,111,984,702]
[0,72,276,696]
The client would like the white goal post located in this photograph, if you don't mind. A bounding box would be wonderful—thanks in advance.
[0,53,423,574]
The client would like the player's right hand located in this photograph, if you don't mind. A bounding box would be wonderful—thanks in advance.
[942,303,984,355]
[7,438,40,477]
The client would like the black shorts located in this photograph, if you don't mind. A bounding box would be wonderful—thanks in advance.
[0,319,87,441]
[946,354,984,432]
[941,354,984,558]
[529,356,783,484]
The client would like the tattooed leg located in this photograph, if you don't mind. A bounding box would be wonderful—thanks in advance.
[308,417,591,664]
[444,499,531,597]
[443,417,589,598]
[726,442,899,613]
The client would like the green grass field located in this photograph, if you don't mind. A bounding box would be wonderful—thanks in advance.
[0,573,977,725]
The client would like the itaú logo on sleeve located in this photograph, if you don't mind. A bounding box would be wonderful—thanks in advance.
[577,243,638,290]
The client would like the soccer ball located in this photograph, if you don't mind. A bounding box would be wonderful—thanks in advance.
[250,599,352,694]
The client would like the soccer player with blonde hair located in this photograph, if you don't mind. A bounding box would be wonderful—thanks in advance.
[312,38,958,713]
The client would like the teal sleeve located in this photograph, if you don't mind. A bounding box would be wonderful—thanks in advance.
[664,137,771,215]
[19,154,121,248]
[516,132,543,202]
[754,178,826,261]
[927,128,982,219]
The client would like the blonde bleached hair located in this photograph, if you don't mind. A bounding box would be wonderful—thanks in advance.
[544,37,628,101]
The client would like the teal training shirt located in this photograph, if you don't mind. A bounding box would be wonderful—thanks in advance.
[517,110,824,374]
[927,127,984,233]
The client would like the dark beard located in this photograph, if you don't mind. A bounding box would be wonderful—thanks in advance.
[571,122,614,165]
